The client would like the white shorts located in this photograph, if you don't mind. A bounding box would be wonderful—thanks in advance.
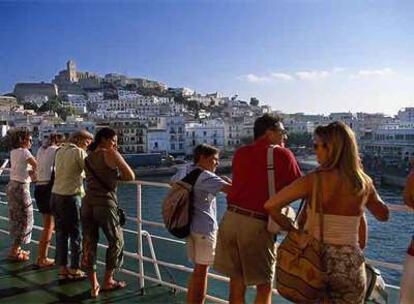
[186,232,217,266]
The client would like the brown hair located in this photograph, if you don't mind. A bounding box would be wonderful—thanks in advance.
[8,128,31,150]
[193,144,220,163]
[314,121,371,194]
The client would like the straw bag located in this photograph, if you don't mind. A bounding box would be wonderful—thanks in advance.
[276,173,326,303]
[267,145,296,234]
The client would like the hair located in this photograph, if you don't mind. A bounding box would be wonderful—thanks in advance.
[314,121,371,195]
[69,129,93,146]
[193,144,220,163]
[254,114,282,140]
[45,133,66,148]
[88,127,117,152]
[7,128,31,150]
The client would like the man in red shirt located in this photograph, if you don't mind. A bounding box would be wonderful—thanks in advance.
[214,114,302,304]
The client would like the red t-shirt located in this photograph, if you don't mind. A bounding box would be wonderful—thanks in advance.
[228,137,302,215]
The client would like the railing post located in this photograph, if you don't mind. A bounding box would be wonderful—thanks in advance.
[136,183,145,295]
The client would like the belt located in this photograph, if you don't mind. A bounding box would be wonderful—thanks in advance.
[227,205,267,221]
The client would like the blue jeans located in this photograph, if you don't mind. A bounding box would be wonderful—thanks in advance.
[50,193,81,268]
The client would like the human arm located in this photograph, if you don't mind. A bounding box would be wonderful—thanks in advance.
[104,148,135,181]
[403,173,414,209]
[27,156,38,181]
[264,174,312,231]
[358,213,368,250]
[365,184,389,221]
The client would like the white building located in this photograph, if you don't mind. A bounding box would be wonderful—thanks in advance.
[158,115,186,156]
[38,119,95,142]
[23,95,49,107]
[66,94,87,114]
[185,119,225,156]
[147,129,169,155]
[398,107,414,122]
[360,122,414,163]
[284,120,315,134]
[224,119,243,153]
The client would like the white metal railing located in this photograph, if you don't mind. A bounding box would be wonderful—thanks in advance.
[0,159,410,303]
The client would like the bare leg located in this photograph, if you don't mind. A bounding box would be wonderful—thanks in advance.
[103,268,126,290]
[255,283,272,304]
[89,270,100,298]
[187,264,209,304]
[229,277,246,304]
[37,214,55,266]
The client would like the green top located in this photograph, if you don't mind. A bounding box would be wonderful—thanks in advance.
[51,143,87,196]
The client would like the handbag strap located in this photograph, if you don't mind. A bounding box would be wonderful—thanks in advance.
[84,157,118,204]
[267,145,277,197]
[311,173,324,243]
[267,146,305,219]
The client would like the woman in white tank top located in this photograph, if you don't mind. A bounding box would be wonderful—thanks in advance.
[6,128,37,262]
[265,121,389,303]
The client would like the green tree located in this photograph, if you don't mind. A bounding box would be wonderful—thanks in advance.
[38,98,62,113]
[56,106,77,121]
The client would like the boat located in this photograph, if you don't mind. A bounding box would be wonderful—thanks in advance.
[0,160,409,303]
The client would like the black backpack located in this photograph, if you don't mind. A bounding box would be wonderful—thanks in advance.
[162,168,203,238]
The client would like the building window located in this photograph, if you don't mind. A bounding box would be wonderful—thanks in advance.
[203,131,207,136]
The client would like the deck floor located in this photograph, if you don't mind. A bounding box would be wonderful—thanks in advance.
[0,233,185,304]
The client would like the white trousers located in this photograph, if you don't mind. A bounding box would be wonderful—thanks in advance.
[400,254,414,304]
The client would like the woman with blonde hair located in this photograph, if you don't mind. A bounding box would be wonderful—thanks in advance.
[264,121,389,303]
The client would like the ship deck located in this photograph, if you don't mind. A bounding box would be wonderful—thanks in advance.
[0,232,186,304]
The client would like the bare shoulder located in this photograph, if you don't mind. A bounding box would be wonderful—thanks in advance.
[102,149,117,169]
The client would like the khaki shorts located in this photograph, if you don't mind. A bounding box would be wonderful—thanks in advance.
[213,210,276,286]
[186,232,217,265]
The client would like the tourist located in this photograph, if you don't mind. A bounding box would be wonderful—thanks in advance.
[50,130,93,280]
[264,121,389,303]
[34,133,65,268]
[81,127,135,298]
[171,144,231,304]
[214,114,301,304]
[6,128,36,262]
[400,157,414,304]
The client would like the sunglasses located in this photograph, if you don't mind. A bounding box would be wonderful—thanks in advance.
[272,127,288,135]
[313,142,326,150]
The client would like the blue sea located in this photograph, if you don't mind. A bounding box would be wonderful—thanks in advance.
[1,176,412,301]
[115,177,413,294]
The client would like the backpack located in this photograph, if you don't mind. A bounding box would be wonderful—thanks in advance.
[162,168,203,238]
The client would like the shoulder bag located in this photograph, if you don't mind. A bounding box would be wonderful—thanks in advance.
[275,173,326,303]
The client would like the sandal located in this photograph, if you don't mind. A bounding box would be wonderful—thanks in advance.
[102,280,127,292]
[34,257,55,269]
[67,268,87,280]
[8,249,30,262]
[90,284,100,298]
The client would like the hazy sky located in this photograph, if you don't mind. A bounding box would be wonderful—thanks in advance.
[1,0,414,115]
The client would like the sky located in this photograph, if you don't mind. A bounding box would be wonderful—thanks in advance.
[1,0,414,115]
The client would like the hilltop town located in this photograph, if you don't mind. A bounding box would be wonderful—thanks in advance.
[1,60,413,174]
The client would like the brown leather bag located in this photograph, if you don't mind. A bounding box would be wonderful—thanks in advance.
[276,173,326,303]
